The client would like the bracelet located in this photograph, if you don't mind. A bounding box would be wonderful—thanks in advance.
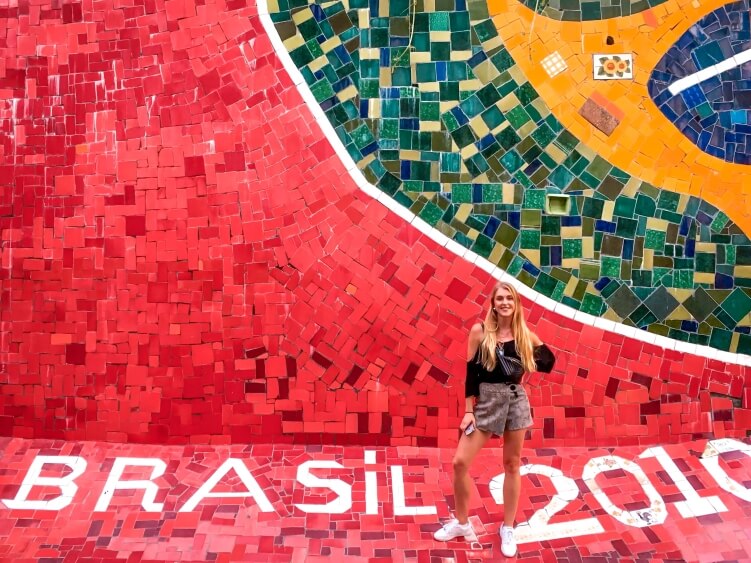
[465,411,474,414]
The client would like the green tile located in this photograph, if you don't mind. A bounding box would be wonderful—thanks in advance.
[495,223,518,247]
[490,47,514,72]
[310,79,335,102]
[506,106,531,128]
[581,293,604,315]
[520,229,541,249]
[482,184,503,202]
[419,201,443,225]
[563,239,582,258]
[644,229,666,250]
[531,124,556,148]
[460,96,485,118]
[517,82,539,105]
[711,212,729,232]
[601,256,621,277]
[534,272,561,298]
[451,124,476,148]
[476,84,501,107]
[500,150,524,172]
[523,189,545,210]
[481,106,505,129]
[722,288,751,322]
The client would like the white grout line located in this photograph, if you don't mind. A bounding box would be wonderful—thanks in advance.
[256,1,750,367]
[667,47,751,96]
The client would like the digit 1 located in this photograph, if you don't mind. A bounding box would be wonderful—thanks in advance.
[640,446,727,518]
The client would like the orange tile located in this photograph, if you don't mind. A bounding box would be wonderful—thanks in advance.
[491,0,751,235]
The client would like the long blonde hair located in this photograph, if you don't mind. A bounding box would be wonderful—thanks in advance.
[479,282,536,373]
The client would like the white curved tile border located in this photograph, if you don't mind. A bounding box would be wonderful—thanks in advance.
[256,1,751,367]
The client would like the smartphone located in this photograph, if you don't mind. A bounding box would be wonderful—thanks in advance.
[464,423,475,436]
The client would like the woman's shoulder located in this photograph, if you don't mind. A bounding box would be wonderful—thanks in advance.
[529,331,543,347]
[469,322,484,342]
[469,322,485,336]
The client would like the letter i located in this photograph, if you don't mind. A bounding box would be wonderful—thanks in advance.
[365,450,378,515]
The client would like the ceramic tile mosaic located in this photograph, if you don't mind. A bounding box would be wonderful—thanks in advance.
[518,0,667,21]
[541,51,567,78]
[0,438,750,561]
[648,0,751,165]
[594,53,633,80]
[268,0,751,353]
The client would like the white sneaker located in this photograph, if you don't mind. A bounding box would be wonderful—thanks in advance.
[500,525,517,557]
[434,518,473,541]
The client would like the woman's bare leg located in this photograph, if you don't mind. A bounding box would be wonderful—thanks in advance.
[452,429,491,524]
[501,428,526,526]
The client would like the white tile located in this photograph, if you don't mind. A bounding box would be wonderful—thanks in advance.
[651,334,675,350]
[553,303,578,321]
[514,282,539,301]
[592,317,616,332]
[409,217,434,238]
[715,57,738,73]
[424,227,451,249]
[475,256,499,277]
[541,51,567,78]
[353,174,382,201]
[734,48,751,65]
[571,309,592,324]
[445,238,469,259]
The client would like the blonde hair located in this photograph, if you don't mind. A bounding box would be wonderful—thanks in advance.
[479,282,536,373]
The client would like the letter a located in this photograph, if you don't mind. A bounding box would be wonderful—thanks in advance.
[179,459,275,513]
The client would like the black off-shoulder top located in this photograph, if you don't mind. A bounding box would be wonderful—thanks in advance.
[465,339,556,398]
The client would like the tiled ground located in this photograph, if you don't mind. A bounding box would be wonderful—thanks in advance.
[2,0,751,446]
[1,437,750,561]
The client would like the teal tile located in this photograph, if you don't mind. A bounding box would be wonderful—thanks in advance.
[506,106,531,128]
[517,82,539,105]
[563,239,582,258]
[310,79,335,102]
[482,184,503,202]
[601,256,621,277]
[520,229,541,249]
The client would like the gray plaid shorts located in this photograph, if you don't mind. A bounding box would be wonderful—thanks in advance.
[473,382,533,435]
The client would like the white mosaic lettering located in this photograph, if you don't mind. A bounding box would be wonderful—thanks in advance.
[179,459,275,513]
[391,465,437,516]
[364,450,378,515]
[2,456,87,511]
[583,455,666,527]
[490,464,604,543]
[295,460,352,514]
[700,438,751,503]
[94,457,167,512]
[641,446,727,517]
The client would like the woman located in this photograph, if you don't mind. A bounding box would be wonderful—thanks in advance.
[434,282,556,557]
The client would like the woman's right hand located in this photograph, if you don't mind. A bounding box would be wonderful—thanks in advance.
[460,412,475,431]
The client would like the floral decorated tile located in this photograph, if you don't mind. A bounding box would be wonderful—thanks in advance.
[593,53,633,80]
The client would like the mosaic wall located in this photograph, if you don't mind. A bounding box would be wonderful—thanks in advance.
[649,0,751,165]
[269,0,751,353]
[2,0,750,446]
[519,0,667,20]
